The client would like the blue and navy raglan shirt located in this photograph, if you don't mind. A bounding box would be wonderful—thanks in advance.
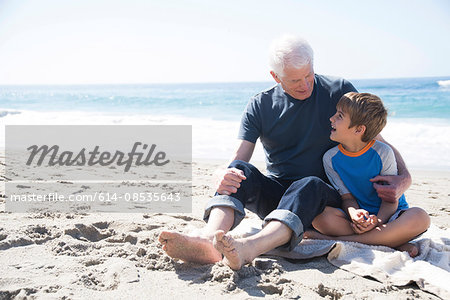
[323,140,409,215]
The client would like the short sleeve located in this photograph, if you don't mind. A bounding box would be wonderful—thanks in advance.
[372,141,398,176]
[323,148,350,195]
[237,97,262,143]
[342,78,358,94]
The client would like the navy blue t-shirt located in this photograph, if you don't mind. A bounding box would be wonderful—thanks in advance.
[238,74,357,181]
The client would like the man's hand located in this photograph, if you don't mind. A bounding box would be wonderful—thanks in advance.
[370,174,410,203]
[215,168,247,195]
[373,134,411,203]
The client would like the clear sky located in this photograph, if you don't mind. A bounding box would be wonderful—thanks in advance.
[0,0,449,84]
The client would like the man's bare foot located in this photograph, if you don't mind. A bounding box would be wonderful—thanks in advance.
[158,231,222,264]
[396,242,419,258]
[213,230,250,270]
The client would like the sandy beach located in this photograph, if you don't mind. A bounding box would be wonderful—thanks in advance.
[0,158,449,299]
[1,1,449,299]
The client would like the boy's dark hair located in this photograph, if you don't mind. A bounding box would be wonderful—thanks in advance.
[337,92,388,142]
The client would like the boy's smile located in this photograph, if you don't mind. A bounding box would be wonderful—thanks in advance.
[329,109,353,143]
[329,108,369,152]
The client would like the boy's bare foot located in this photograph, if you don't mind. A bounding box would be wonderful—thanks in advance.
[303,229,333,240]
[158,231,222,264]
[213,230,250,270]
[396,242,419,258]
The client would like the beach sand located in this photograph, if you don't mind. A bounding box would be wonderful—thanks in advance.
[0,158,448,299]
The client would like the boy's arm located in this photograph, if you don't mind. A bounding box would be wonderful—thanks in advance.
[376,201,398,224]
[342,193,367,224]
[371,134,412,203]
[342,193,377,234]
[341,193,360,216]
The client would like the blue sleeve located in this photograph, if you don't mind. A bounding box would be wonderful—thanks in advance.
[237,97,261,143]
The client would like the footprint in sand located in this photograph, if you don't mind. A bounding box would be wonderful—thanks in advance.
[64,224,114,242]
[25,225,60,244]
[315,283,344,299]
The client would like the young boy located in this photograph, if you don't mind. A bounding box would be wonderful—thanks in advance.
[306,92,430,257]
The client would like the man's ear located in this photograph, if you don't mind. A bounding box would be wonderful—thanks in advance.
[270,71,281,83]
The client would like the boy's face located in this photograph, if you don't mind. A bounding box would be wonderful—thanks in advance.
[329,108,358,144]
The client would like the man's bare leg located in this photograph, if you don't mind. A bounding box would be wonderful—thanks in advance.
[158,207,235,264]
[305,207,429,258]
[213,220,292,270]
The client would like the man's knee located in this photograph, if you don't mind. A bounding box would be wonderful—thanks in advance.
[229,160,253,171]
[290,176,327,190]
[228,160,260,180]
[220,160,265,200]
[289,176,335,196]
[284,176,340,208]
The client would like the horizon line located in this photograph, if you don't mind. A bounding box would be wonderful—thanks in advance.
[1,75,449,86]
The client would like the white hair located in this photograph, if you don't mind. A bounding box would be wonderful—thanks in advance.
[269,34,314,76]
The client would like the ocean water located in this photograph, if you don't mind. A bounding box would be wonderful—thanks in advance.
[1,76,450,170]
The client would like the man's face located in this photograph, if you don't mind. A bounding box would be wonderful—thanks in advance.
[271,63,315,100]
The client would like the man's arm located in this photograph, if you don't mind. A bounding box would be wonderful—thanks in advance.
[215,140,255,195]
[232,139,255,162]
[371,134,412,203]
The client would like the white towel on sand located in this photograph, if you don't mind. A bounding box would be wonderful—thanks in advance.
[233,221,450,299]
[326,225,450,299]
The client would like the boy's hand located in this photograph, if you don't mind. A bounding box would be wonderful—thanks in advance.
[351,215,379,234]
[348,208,369,224]
[348,208,379,234]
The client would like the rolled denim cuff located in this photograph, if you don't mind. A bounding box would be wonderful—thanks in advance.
[203,195,245,230]
[264,209,304,251]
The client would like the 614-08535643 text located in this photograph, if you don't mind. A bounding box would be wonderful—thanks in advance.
[8,192,182,203]
[97,192,181,202]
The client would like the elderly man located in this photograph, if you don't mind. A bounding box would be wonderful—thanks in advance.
[159,35,411,270]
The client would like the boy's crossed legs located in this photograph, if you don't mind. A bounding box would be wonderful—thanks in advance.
[306,206,430,257]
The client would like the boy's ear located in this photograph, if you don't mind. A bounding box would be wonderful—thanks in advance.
[355,125,366,135]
